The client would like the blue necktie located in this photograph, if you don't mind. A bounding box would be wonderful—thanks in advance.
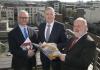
[24,28,28,39]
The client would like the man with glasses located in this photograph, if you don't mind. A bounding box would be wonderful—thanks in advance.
[8,10,38,70]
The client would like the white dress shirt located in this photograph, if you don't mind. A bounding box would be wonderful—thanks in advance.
[19,24,28,39]
[45,21,54,39]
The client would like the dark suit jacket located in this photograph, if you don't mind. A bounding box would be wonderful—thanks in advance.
[8,25,38,68]
[62,34,96,70]
[38,21,68,63]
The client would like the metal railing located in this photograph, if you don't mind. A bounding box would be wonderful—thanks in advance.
[93,48,100,70]
[65,28,100,70]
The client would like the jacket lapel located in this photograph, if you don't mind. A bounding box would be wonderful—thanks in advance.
[16,26,25,45]
[27,26,32,38]
[42,23,46,42]
[69,34,87,51]
[48,22,57,42]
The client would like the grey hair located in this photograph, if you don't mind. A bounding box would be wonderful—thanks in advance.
[74,17,87,26]
[18,10,29,17]
[45,7,55,15]
[74,17,88,31]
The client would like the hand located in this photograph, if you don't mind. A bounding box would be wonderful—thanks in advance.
[48,52,59,60]
[22,42,31,46]
[27,49,35,57]
[59,54,66,61]
[21,42,31,50]
[48,54,57,60]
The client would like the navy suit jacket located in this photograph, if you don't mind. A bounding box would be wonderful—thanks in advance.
[62,34,96,70]
[38,21,67,51]
[38,21,68,62]
[8,25,38,68]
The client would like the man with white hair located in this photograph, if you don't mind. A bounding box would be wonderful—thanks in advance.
[8,10,38,70]
[59,17,96,70]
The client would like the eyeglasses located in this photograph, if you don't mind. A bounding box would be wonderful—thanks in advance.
[19,17,29,19]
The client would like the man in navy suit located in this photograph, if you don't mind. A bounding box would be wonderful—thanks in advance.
[8,10,38,70]
[38,7,68,70]
[59,17,96,70]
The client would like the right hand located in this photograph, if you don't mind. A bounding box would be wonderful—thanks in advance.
[27,49,35,57]
[59,54,66,61]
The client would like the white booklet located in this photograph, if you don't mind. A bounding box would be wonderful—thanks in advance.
[21,38,32,50]
[32,42,61,59]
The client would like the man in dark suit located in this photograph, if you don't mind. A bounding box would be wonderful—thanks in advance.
[8,10,38,70]
[38,7,68,70]
[59,17,96,70]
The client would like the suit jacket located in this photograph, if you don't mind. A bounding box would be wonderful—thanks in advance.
[8,25,38,68]
[62,34,96,70]
[38,21,68,62]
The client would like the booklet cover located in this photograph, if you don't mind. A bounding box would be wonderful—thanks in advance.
[21,38,32,50]
[32,42,61,59]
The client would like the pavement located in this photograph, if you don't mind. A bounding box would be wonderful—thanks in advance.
[0,53,12,69]
[0,51,93,70]
[0,51,42,70]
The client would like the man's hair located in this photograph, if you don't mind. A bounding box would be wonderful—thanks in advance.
[74,17,87,26]
[74,17,88,32]
[45,7,55,15]
[18,10,29,17]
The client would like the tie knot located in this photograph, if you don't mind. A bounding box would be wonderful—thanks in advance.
[47,24,51,27]
[24,27,27,30]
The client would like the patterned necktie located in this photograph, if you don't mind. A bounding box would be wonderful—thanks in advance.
[24,27,28,39]
[46,24,51,41]
[69,37,78,50]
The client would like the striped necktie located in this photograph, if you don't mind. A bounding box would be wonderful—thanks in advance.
[45,24,51,41]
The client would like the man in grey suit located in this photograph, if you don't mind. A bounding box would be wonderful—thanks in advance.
[8,10,38,70]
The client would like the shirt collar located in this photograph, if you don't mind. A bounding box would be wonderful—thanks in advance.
[46,21,54,27]
[18,24,28,29]
[76,32,87,39]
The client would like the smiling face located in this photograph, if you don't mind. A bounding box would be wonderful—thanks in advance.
[18,10,29,26]
[73,18,88,37]
[44,7,55,24]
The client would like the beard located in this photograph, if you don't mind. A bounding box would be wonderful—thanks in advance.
[74,30,86,38]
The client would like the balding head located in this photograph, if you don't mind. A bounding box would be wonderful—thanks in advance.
[74,17,87,26]
[73,17,88,37]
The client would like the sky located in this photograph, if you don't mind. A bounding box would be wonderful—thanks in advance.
[25,0,98,2]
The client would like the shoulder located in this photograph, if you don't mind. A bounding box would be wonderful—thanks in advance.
[38,23,46,30]
[8,26,18,35]
[55,21,64,26]
[28,26,37,33]
[54,21,65,28]
[85,34,96,47]
[39,22,46,27]
[87,35,95,42]
[27,26,34,31]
